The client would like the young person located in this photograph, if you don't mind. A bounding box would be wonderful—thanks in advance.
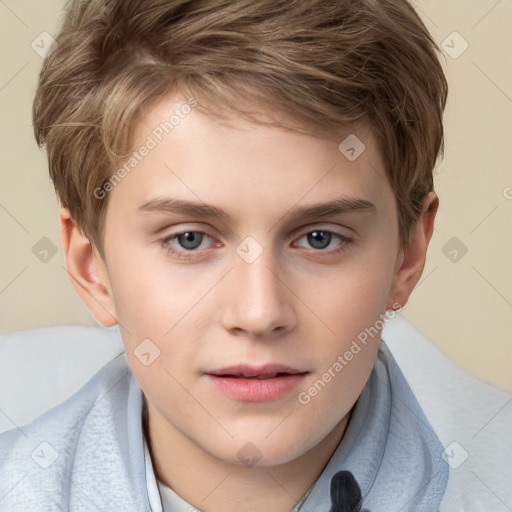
[1,1,510,510]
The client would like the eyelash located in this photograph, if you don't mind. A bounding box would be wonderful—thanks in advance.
[160,229,354,260]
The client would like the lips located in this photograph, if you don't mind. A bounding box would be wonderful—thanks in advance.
[206,364,305,379]
[205,364,308,402]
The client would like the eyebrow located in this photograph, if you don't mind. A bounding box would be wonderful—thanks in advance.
[137,195,376,222]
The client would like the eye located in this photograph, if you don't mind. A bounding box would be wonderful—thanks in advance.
[294,230,352,253]
[161,231,216,258]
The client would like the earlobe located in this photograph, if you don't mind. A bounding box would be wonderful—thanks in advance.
[386,192,439,310]
[59,208,118,326]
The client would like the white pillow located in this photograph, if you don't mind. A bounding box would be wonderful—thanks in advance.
[0,324,123,434]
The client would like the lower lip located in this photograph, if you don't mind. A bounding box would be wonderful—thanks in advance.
[205,373,307,402]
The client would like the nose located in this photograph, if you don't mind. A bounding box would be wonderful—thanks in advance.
[220,248,296,339]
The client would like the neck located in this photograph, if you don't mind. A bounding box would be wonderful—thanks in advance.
[145,403,351,512]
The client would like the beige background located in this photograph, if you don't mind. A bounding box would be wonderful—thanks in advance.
[1,1,511,391]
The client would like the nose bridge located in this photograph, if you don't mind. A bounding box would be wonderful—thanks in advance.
[221,242,294,336]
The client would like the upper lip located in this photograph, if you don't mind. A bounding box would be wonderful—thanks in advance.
[206,364,307,378]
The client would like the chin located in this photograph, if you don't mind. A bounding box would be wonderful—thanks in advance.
[217,431,316,469]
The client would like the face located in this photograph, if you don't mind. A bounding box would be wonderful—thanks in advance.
[84,93,407,467]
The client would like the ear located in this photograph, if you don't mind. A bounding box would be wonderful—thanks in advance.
[59,207,118,326]
[386,192,438,310]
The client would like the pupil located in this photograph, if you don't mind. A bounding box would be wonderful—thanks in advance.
[308,231,331,249]
[179,232,202,250]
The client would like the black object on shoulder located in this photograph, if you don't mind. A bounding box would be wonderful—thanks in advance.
[329,470,370,512]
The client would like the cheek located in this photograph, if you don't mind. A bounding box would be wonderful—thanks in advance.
[300,250,396,340]
[294,246,395,402]
[108,248,211,335]
[106,250,223,388]
[289,274,388,456]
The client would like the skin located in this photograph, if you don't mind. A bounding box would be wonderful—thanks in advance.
[60,93,437,512]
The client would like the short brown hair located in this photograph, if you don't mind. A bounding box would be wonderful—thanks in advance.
[33,0,447,256]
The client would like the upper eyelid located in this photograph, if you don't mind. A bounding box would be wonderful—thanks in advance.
[161,219,354,236]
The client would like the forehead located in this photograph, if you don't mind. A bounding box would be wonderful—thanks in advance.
[106,93,396,228]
